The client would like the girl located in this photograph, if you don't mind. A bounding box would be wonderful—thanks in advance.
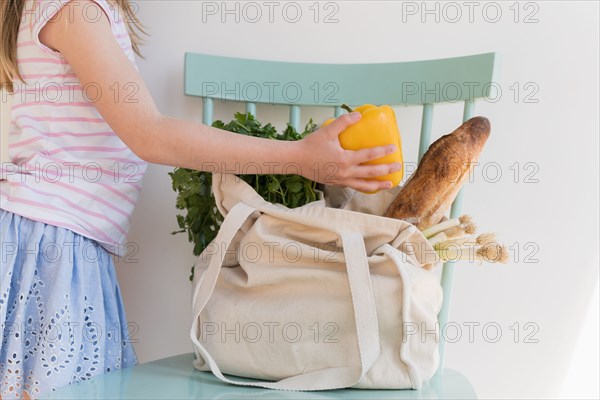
[0,0,401,397]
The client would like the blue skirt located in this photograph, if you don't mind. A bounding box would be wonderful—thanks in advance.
[0,210,137,398]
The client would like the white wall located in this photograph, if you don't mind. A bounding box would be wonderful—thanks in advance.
[113,1,599,399]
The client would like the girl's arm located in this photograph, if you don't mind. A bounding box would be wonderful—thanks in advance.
[39,2,401,192]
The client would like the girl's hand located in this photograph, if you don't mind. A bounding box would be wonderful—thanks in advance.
[296,112,402,193]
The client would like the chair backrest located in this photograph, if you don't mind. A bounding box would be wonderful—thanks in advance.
[184,51,497,371]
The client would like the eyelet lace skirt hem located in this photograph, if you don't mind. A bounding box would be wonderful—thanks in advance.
[0,210,138,399]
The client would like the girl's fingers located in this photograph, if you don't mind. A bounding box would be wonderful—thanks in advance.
[352,144,398,164]
[350,162,402,178]
[322,112,362,138]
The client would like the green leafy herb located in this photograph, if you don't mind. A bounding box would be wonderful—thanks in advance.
[169,112,319,280]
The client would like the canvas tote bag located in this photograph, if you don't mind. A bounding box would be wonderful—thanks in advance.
[190,173,443,391]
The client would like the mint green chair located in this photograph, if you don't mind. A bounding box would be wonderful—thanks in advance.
[43,52,496,400]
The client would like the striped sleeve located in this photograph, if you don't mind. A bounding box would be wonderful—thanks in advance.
[30,0,117,56]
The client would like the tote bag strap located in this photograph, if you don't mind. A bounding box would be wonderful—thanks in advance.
[190,201,381,391]
[376,244,423,389]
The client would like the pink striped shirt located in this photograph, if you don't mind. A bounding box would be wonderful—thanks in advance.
[0,0,147,256]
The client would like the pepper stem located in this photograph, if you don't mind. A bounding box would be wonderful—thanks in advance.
[341,104,354,113]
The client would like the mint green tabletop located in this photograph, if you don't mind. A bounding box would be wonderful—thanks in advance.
[41,353,476,399]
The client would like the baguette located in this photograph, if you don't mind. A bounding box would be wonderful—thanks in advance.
[383,116,491,230]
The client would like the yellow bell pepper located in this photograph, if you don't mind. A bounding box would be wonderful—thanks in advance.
[322,104,404,192]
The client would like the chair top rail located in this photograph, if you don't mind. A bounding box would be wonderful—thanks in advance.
[185,52,496,106]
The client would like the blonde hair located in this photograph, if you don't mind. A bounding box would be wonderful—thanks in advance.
[0,0,147,92]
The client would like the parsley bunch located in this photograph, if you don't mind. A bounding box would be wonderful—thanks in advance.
[169,112,320,279]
